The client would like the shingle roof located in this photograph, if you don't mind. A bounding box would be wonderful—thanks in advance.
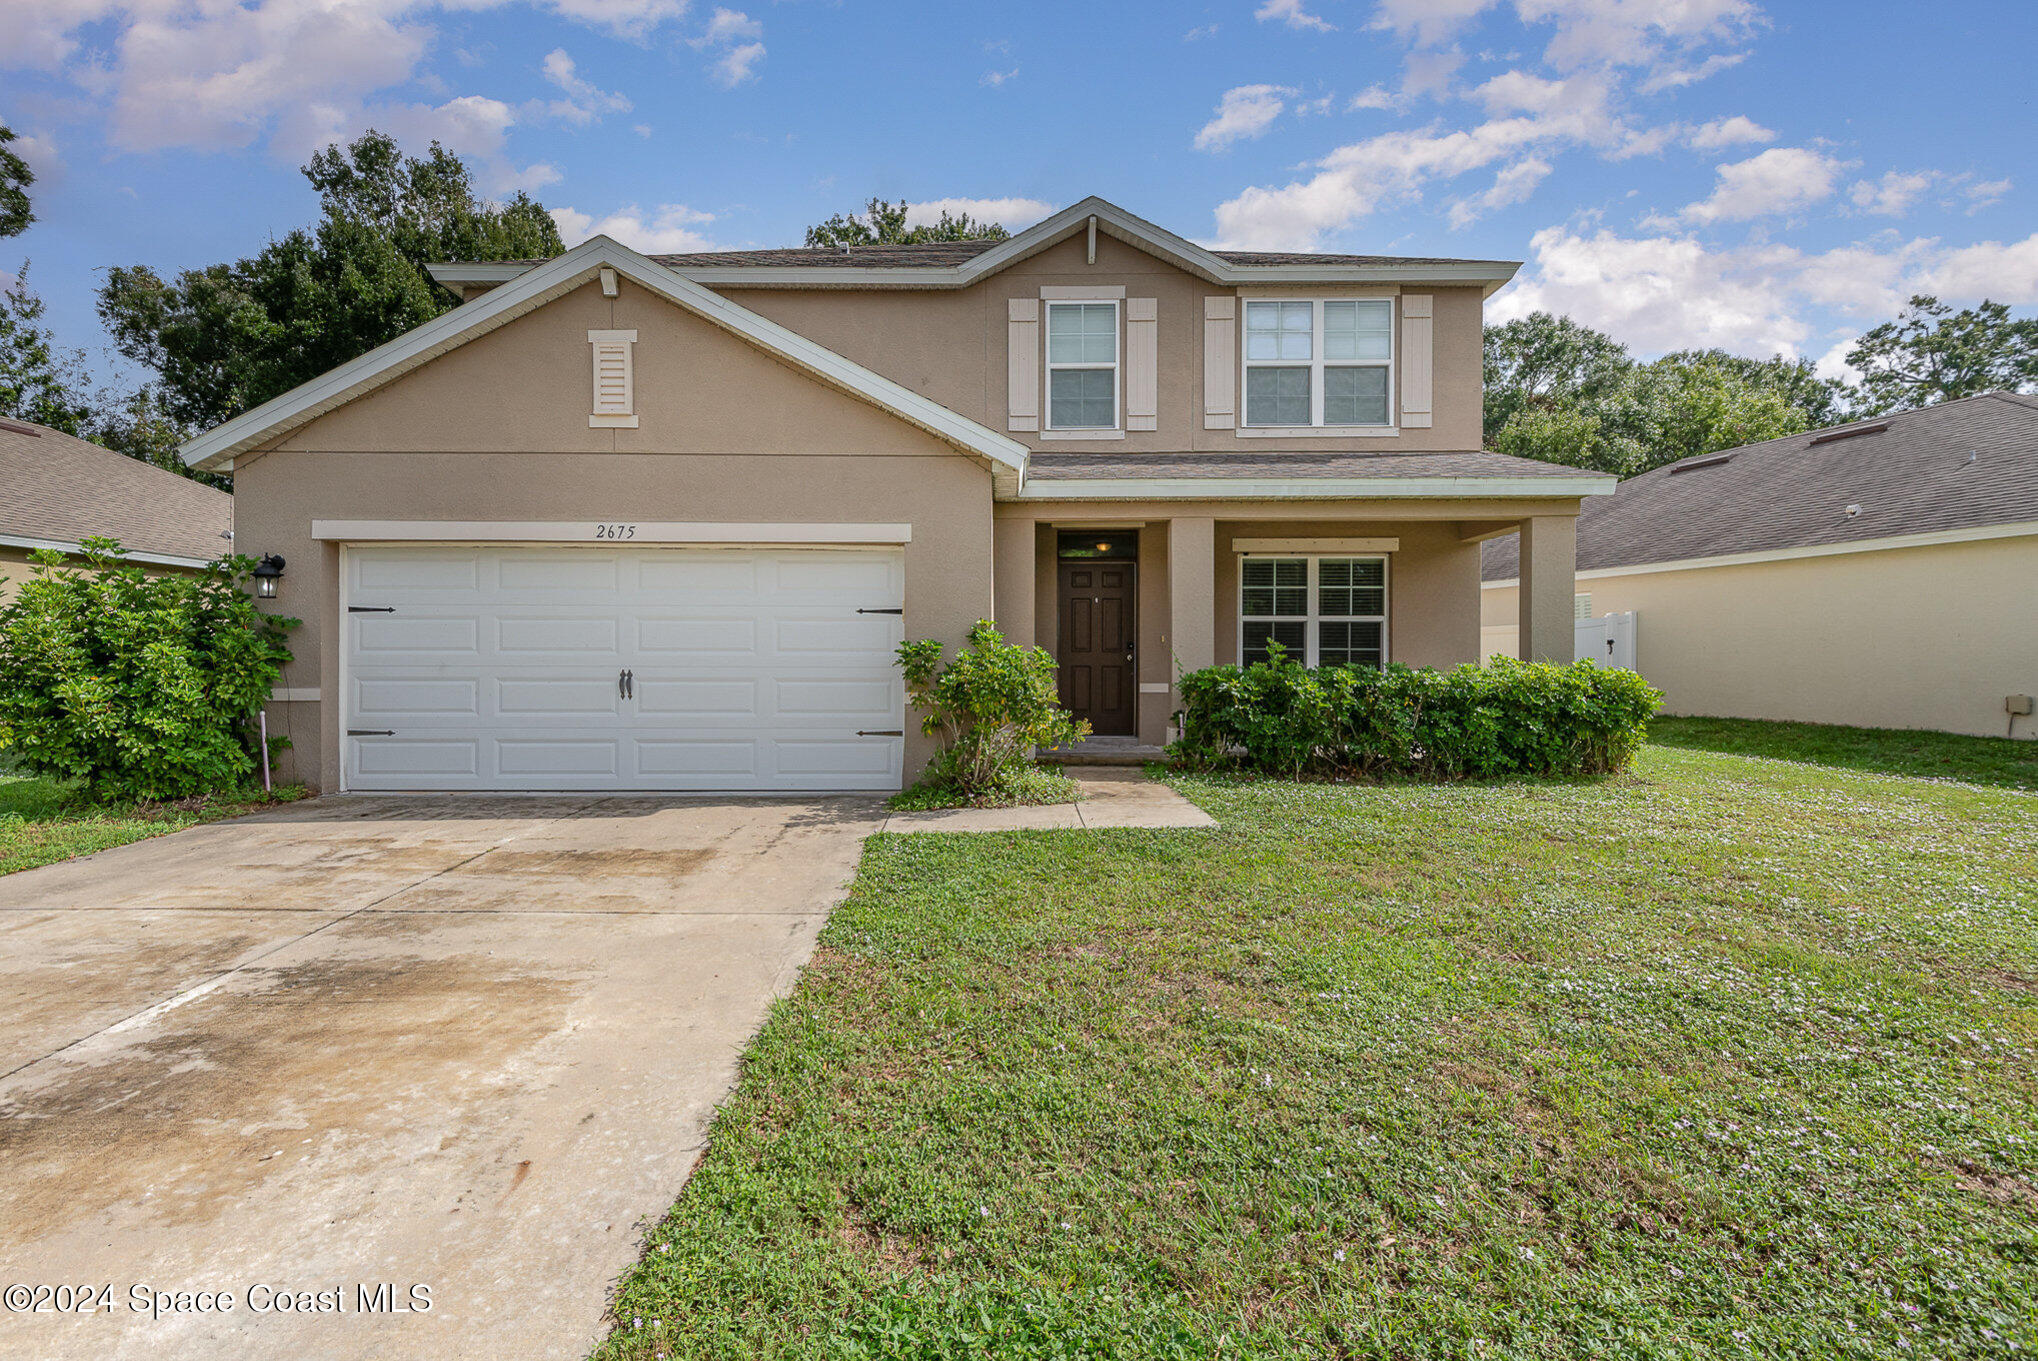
[1481,392,2038,579]
[1027,450,1599,481]
[487,242,1502,271]
[1,418,233,563]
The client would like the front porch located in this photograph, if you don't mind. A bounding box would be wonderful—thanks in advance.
[993,498,1582,748]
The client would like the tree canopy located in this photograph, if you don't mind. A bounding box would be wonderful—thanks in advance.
[804,197,1010,248]
[0,267,92,434]
[0,124,33,240]
[1846,295,2038,414]
[98,131,563,432]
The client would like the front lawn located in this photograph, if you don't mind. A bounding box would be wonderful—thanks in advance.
[0,770,305,876]
[599,744,2038,1359]
[1650,715,2038,792]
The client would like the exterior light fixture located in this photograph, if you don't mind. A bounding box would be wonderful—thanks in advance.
[1095,540,1112,553]
[252,554,286,599]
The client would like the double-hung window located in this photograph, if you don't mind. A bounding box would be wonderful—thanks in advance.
[1243,299,1393,428]
[1046,301,1119,430]
[1240,555,1388,667]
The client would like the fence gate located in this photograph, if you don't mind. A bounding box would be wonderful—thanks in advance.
[1575,611,1637,671]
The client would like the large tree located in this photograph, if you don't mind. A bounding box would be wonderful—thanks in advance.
[804,197,1009,248]
[0,266,92,434]
[1846,295,2038,414]
[0,124,32,240]
[98,131,563,432]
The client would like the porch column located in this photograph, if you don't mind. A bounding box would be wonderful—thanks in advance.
[1168,516,1216,677]
[1517,514,1577,663]
[992,517,1036,647]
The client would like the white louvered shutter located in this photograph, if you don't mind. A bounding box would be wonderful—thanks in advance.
[1399,296,1432,429]
[1203,296,1236,429]
[1125,298,1158,431]
[1007,299,1040,431]
[588,329,639,429]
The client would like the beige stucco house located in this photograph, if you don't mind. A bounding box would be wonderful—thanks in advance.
[183,198,1611,793]
[1482,392,2038,740]
[2,416,233,602]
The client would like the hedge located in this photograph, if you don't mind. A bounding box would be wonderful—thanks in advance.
[1171,652,1661,780]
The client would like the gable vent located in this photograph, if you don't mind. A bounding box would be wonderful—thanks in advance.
[588,329,639,429]
[1807,420,1889,446]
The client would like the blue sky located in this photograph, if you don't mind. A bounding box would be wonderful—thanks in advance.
[4,0,2034,398]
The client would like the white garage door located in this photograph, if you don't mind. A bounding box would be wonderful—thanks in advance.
[342,545,905,792]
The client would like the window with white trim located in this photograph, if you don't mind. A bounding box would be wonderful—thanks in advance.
[1240,555,1388,667]
[1242,299,1392,427]
[1045,301,1119,430]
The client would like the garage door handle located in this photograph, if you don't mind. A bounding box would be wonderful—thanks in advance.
[618,668,633,699]
[348,606,395,613]
[856,607,903,615]
[856,730,903,737]
[348,729,394,737]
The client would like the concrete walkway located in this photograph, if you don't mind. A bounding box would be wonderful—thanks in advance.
[880,767,1215,832]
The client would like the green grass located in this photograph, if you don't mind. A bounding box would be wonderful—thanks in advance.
[597,741,2038,1360]
[1650,715,2038,792]
[0,772,307,876]
[886,764,1083,812]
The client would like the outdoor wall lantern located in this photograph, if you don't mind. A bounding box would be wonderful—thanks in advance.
[252,554,286,599]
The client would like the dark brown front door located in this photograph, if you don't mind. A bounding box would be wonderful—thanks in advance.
[1057,560,1136,735]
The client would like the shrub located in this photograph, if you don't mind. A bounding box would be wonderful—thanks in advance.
[0,540,298,800]
[897,620,1089,805]
[1172,649,1660,780]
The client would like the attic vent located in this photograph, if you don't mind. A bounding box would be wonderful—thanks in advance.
[0,417,43,436]
[1807,420,1890,446]
[1669,453,1733,474]
[587,329,639,429]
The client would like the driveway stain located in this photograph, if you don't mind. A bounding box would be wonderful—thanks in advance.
[0,954,578,1242]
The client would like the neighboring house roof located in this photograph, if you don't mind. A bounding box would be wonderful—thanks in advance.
[177,235,1033,496]
[1,418,232,567]
[1019,450,1614,501]
[1482,391,2038,581]
[427,197,1523,294]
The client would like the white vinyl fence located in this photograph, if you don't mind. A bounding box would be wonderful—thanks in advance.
[1575,611,1637,671]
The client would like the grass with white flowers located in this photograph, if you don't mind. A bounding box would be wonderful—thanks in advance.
[597,738,2038,1360]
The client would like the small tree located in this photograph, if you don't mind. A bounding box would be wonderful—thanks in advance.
[0,540,297,799]
[804,197,1010,248]
[1847,295,2038,413]
[897,621,1087,802]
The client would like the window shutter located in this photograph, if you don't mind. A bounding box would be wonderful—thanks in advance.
[1203,296,1236,429]
[1007,299,1039,432]
[1399,295,1432,429]
[588,329,639,429]
[1125,297,1158,431]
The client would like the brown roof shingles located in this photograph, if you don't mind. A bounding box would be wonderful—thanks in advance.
[1027,450,1597,481]
[486,242,1511,271]
[1482,391,2038,579]
[0,419,233,563]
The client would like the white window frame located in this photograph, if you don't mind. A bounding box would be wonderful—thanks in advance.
[1043,299,1121,433]
[1237,553,1391,667]
[1239,299,1395,432]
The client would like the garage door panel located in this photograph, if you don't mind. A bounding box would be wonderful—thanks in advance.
[345,545,905,791]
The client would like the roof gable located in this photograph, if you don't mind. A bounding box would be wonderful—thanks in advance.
[180,236,1030,493]
[3,419,232,565]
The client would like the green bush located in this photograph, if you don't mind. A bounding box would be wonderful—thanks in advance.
[1172,648,1660,780]
[897,620,1089,805]
[0,539,298,800]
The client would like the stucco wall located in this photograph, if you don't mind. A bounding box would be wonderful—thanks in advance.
[720,234,1489,456]
[1482,534,2038,739]
[0,546,201,604]
[237,277,998,791]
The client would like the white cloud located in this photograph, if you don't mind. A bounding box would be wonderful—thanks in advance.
[1368,0,1492,47]
[1195,84,1295,152]
[1348,86,1396,110]
[1519,0,1759,71]
[1962,177,2012,212]
[551,202,717,253]
[541,0,688,42]
[1687,115,1773,151]
[1256,0,1335,32]
[1682,146,1845,223]
[539,48,631,125]
[906,197,1055,231]
[0,0,122,71]
[1814,337,1861,384]
[1849,169,1936,217]
[980,67,1018,87]
[1636,50,1747,93]
[1447,156,1552,227]
[710,41,766,87]
[692,6,762,45]
[1925,234,2038,303]
[1183,23,1220,40]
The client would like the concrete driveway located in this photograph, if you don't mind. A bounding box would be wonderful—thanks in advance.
[0,793,885,1361]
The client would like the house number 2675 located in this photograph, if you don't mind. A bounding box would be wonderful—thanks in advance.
[593,524,637,540]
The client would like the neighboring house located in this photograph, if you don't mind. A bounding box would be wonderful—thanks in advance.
[183,197,1611,794]
[1482,392,2038,740]
[1,416,233,602]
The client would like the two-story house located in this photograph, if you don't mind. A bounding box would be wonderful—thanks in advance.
[185,198,1612,793]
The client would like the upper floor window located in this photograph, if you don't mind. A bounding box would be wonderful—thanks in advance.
[1243,299,1392,428]
[1046,301,1119,430]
